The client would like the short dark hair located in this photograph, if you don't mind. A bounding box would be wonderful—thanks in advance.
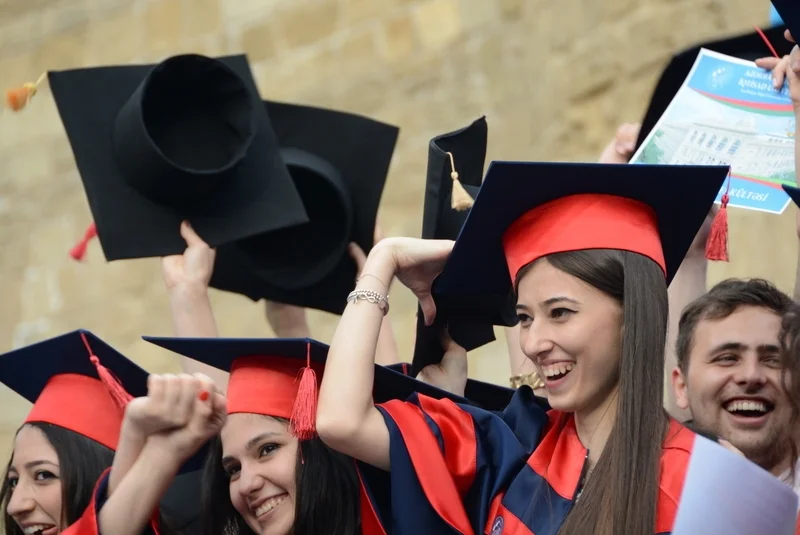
[675,278,793,371]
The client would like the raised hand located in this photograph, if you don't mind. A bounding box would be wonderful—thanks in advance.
[598,123,641,164]
[124,373,210,438]
[368,237,454,326]
[144,373,227,466]
[349,225,388,282]
[416,332,468,397]
[161,221,216,292]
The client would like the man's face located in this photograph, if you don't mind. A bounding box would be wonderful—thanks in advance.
[673,305,791,472]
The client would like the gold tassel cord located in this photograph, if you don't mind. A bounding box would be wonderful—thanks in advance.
[445,151,474,211]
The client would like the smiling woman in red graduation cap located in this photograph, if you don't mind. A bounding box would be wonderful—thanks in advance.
[0,330,171,535]
[316,161,731,535]
[139,336,474,535]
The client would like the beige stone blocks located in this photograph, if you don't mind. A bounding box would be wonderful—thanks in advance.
[0,0,794,452]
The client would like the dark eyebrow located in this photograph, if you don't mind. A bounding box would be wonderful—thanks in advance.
[708,342,746,355]
[516,297,580,313]
[12,460,59,472]
[708,342,781,355]
[221,432,280,466]
[541,296,580,307]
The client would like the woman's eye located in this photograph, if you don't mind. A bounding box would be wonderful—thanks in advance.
[224,465,240,478]
[550,308,574,319]
[34,471,56,481]
[259,443,280,457]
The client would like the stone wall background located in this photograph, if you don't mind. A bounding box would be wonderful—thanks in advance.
[0,0,795,454]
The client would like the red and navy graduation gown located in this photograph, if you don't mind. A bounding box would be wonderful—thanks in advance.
[62,468,160,535]
[358,387,694,535]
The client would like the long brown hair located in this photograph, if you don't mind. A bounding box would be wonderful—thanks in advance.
[516,249,668,535]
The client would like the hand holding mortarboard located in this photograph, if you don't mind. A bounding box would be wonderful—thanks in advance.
[415,332,468,398]
[161,221,216,294]
[365,237,455,326]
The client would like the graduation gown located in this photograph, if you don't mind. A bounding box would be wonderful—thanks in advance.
[62,468,160,535]
[359,387,694,535]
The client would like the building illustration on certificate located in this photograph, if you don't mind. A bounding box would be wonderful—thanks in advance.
[632,49,796,214]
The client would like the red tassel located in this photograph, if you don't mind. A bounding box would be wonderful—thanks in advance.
[80,332,134,410]
[290,342,318,441]
[705,175,730,262]
[69,223,98,261]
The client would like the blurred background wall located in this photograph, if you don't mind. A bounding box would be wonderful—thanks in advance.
[0,0,794,453]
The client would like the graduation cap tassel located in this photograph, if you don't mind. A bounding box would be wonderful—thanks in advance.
[80,332,134,410]
[446,152,475,212]
[5,73,47,112]
[290,342,318,441]
[69,222,98,261]
[705,170,731,262]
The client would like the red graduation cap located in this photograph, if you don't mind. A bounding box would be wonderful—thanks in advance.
[142,337,474,440]
[433,162,731,325]
[0,330,149,450]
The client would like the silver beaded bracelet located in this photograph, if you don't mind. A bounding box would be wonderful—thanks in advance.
[346,289,390,316]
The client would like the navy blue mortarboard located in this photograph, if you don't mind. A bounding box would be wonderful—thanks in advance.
[635,25,792,150]
[0,330,148,450]
[782,184,800,206]
[209,101,399,315]
[432,162,730,326]
[142,337,469,439]
[385,362,549,413]
[48,54,308,261]
[412,117,507,374]
[771,1,799,40]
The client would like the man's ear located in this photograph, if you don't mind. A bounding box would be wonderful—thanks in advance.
[672,366,691,411]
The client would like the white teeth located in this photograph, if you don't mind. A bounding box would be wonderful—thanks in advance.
[23,526,51,534]
[542,363,575,378]
[725,400,768,414]
[254,494,286,517]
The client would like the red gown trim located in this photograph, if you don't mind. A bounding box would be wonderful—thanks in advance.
[381,399,477,535]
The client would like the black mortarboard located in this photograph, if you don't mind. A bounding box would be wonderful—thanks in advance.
[48,54,308,260]
[208,101,399,314]
[771,1,800,39]
[636,25,792,150]
[432,162,730,325]
[411,117,507,374]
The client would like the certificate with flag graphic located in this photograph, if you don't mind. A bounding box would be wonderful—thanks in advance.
[631,48,796,214]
